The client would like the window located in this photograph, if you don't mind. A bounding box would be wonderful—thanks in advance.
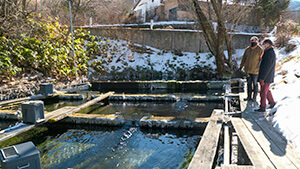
[169,8,178,21]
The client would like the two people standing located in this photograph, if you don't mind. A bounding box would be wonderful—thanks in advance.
[240,37,276,112]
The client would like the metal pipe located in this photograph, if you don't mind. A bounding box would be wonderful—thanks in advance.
[224,125,230,165]
[69,0,78,76]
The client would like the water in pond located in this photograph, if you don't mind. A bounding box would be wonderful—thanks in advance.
[43,100,87,112]
[37,124,202,169]
[33,101,220,168]
[0,91,223,168]
[81,101,223,121]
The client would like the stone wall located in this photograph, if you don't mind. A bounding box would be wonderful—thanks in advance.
[84,27,261,53]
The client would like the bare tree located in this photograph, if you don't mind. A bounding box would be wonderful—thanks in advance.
[190,0,253,76]
[0,0,37,36]
[40,0,134,26]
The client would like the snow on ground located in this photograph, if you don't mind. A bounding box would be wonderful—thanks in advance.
[83,21,196,28]
[89,38,246,74]
[89,38,221,80]
[266,40,300,150]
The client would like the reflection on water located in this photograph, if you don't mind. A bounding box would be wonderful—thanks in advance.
[38,124,201,169]
[44,100,87,112]
[88,101,223,121]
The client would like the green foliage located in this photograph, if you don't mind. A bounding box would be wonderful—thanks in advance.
[91,60,104,73]
[0,16,101,82]
[255,0,290,27]
[0,37,21,79]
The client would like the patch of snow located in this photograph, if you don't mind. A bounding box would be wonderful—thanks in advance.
[266,36,300,151]
[89,38,220,77]
[81,21,196,28]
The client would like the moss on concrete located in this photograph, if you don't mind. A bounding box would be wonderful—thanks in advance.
[0,127,48,149]
[61,113,125,126]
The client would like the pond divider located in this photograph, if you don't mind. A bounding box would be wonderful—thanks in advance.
[91,80,234,92]
[140,116,209,129]
[57,93,84,100]
[108,94,224,102]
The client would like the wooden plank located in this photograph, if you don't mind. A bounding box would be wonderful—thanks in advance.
[244,114,300,168]
[231,118,275,169]
[224,125,230,165]
[44,106,76,121]
[242,114,297,169]
[240,86,300,168]
[256,120,300,168]
[48,91,114,122]
[188,109,223,169]
[220,165,255,169]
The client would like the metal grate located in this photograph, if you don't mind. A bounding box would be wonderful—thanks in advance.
[1,146,19,159]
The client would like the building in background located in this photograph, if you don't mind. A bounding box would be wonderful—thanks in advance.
[133,0,194,23]
[134,0,162,23]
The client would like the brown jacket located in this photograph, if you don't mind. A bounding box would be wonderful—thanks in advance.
[240,45,264,74]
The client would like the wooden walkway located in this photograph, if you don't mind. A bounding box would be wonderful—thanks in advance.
[189,89,300,168]
[0,92,114,143]
[188,109,223,169]
[237,92,300,169]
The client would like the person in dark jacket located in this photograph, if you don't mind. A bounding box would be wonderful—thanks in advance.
[255,39,276,112]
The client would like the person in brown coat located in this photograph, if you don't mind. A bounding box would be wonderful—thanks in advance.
[240,36,264,101]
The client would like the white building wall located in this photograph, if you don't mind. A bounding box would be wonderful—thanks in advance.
[134,0,162,22]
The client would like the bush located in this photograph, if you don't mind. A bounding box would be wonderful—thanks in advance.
[275,34,291,48]
[275,20,298,48]
[0,16,101,83]
[285,43,297,53]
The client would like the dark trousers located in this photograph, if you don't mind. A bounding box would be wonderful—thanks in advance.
[246,73,258,100]
[259,79,275,109]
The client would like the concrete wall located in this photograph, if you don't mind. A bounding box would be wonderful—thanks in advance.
[85,27,261,52]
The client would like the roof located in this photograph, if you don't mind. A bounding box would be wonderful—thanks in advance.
[133,0,143,10]
[133,0,163,11]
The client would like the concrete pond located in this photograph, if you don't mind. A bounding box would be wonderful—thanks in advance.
[0,80,243,168]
